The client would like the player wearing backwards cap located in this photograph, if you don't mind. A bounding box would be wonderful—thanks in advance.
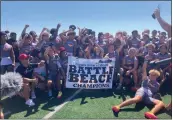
[112,62,165,119]
[0,31,15,75]
[59,29,77,56]
[16,54,45,106]
[44,46,65,98]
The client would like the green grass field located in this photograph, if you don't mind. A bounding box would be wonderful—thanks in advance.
[1,88,172,119]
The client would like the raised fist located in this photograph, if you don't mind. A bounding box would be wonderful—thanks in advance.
[25,25,29,28]
[57,23,61,28]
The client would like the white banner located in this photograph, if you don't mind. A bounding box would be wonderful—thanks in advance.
[66,56,115,89]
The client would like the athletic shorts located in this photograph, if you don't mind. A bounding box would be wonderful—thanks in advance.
[122,68,133,78]
[135,87,156,105]
[48,73,58,83]
[0,64,14,74]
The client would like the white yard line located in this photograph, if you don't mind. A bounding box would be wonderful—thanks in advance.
[4,111,11,116]
[43,89,82,119]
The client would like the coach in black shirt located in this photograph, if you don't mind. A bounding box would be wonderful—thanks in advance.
[16,54,45,106]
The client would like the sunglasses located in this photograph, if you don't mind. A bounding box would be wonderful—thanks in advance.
[150,74,157,76]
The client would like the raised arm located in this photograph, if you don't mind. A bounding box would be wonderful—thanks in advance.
[44,47,50,62]
[94,42,104,56]
[81,35,89,45]
[154,9,172,37]
[117,39,125,54]
[19,25,29,41]
[52,23,61,41]
[59,30,70,42]
[38,28,48,41]
[19,35,26,48]
[77,27,82,36]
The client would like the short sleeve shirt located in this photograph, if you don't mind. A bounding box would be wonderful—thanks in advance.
[16,63,38,79]
[142,77,160,94]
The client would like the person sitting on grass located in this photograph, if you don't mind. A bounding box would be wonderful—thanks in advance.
[116,47,138,91]
[16,54,45,106]
[112,62,165,119]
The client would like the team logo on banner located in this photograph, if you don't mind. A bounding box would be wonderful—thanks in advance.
[66,56,115,89]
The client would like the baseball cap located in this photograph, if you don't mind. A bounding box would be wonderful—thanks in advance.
[98,32,104,37]
[69,25,76,30]
[59,47,66,52]
[10,32,17,36]
[29,31,37,37]
[0,31,7,37]
[132,30,138,34]
[19,54,29,60]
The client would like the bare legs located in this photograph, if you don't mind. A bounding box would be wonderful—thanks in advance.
[117,96,142,108]
[149,100,165,114]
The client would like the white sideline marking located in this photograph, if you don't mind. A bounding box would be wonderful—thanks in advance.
[43,89,82,119]
[4,111,11,116]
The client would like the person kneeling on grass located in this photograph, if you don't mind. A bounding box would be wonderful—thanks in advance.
[112,62,165,119]
[16,54,45,106]
[116,47,138,91]
[44,46,64,98]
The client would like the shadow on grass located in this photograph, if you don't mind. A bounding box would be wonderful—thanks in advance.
[3,88,49,119]
[165,110,172,116]
[3,88,76,118]
[80,96,88,105]
[112,110,119,117]
[73,88,136,107]
[41,88,77,111]
[120,102,146,112]
[146,104,172,117]
[119,102,172,117]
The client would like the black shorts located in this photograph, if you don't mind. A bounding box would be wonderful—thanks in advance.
[122,68,133,78]
[0,64,14,75]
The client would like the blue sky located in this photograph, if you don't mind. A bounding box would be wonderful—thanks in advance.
[1,1,171,38]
